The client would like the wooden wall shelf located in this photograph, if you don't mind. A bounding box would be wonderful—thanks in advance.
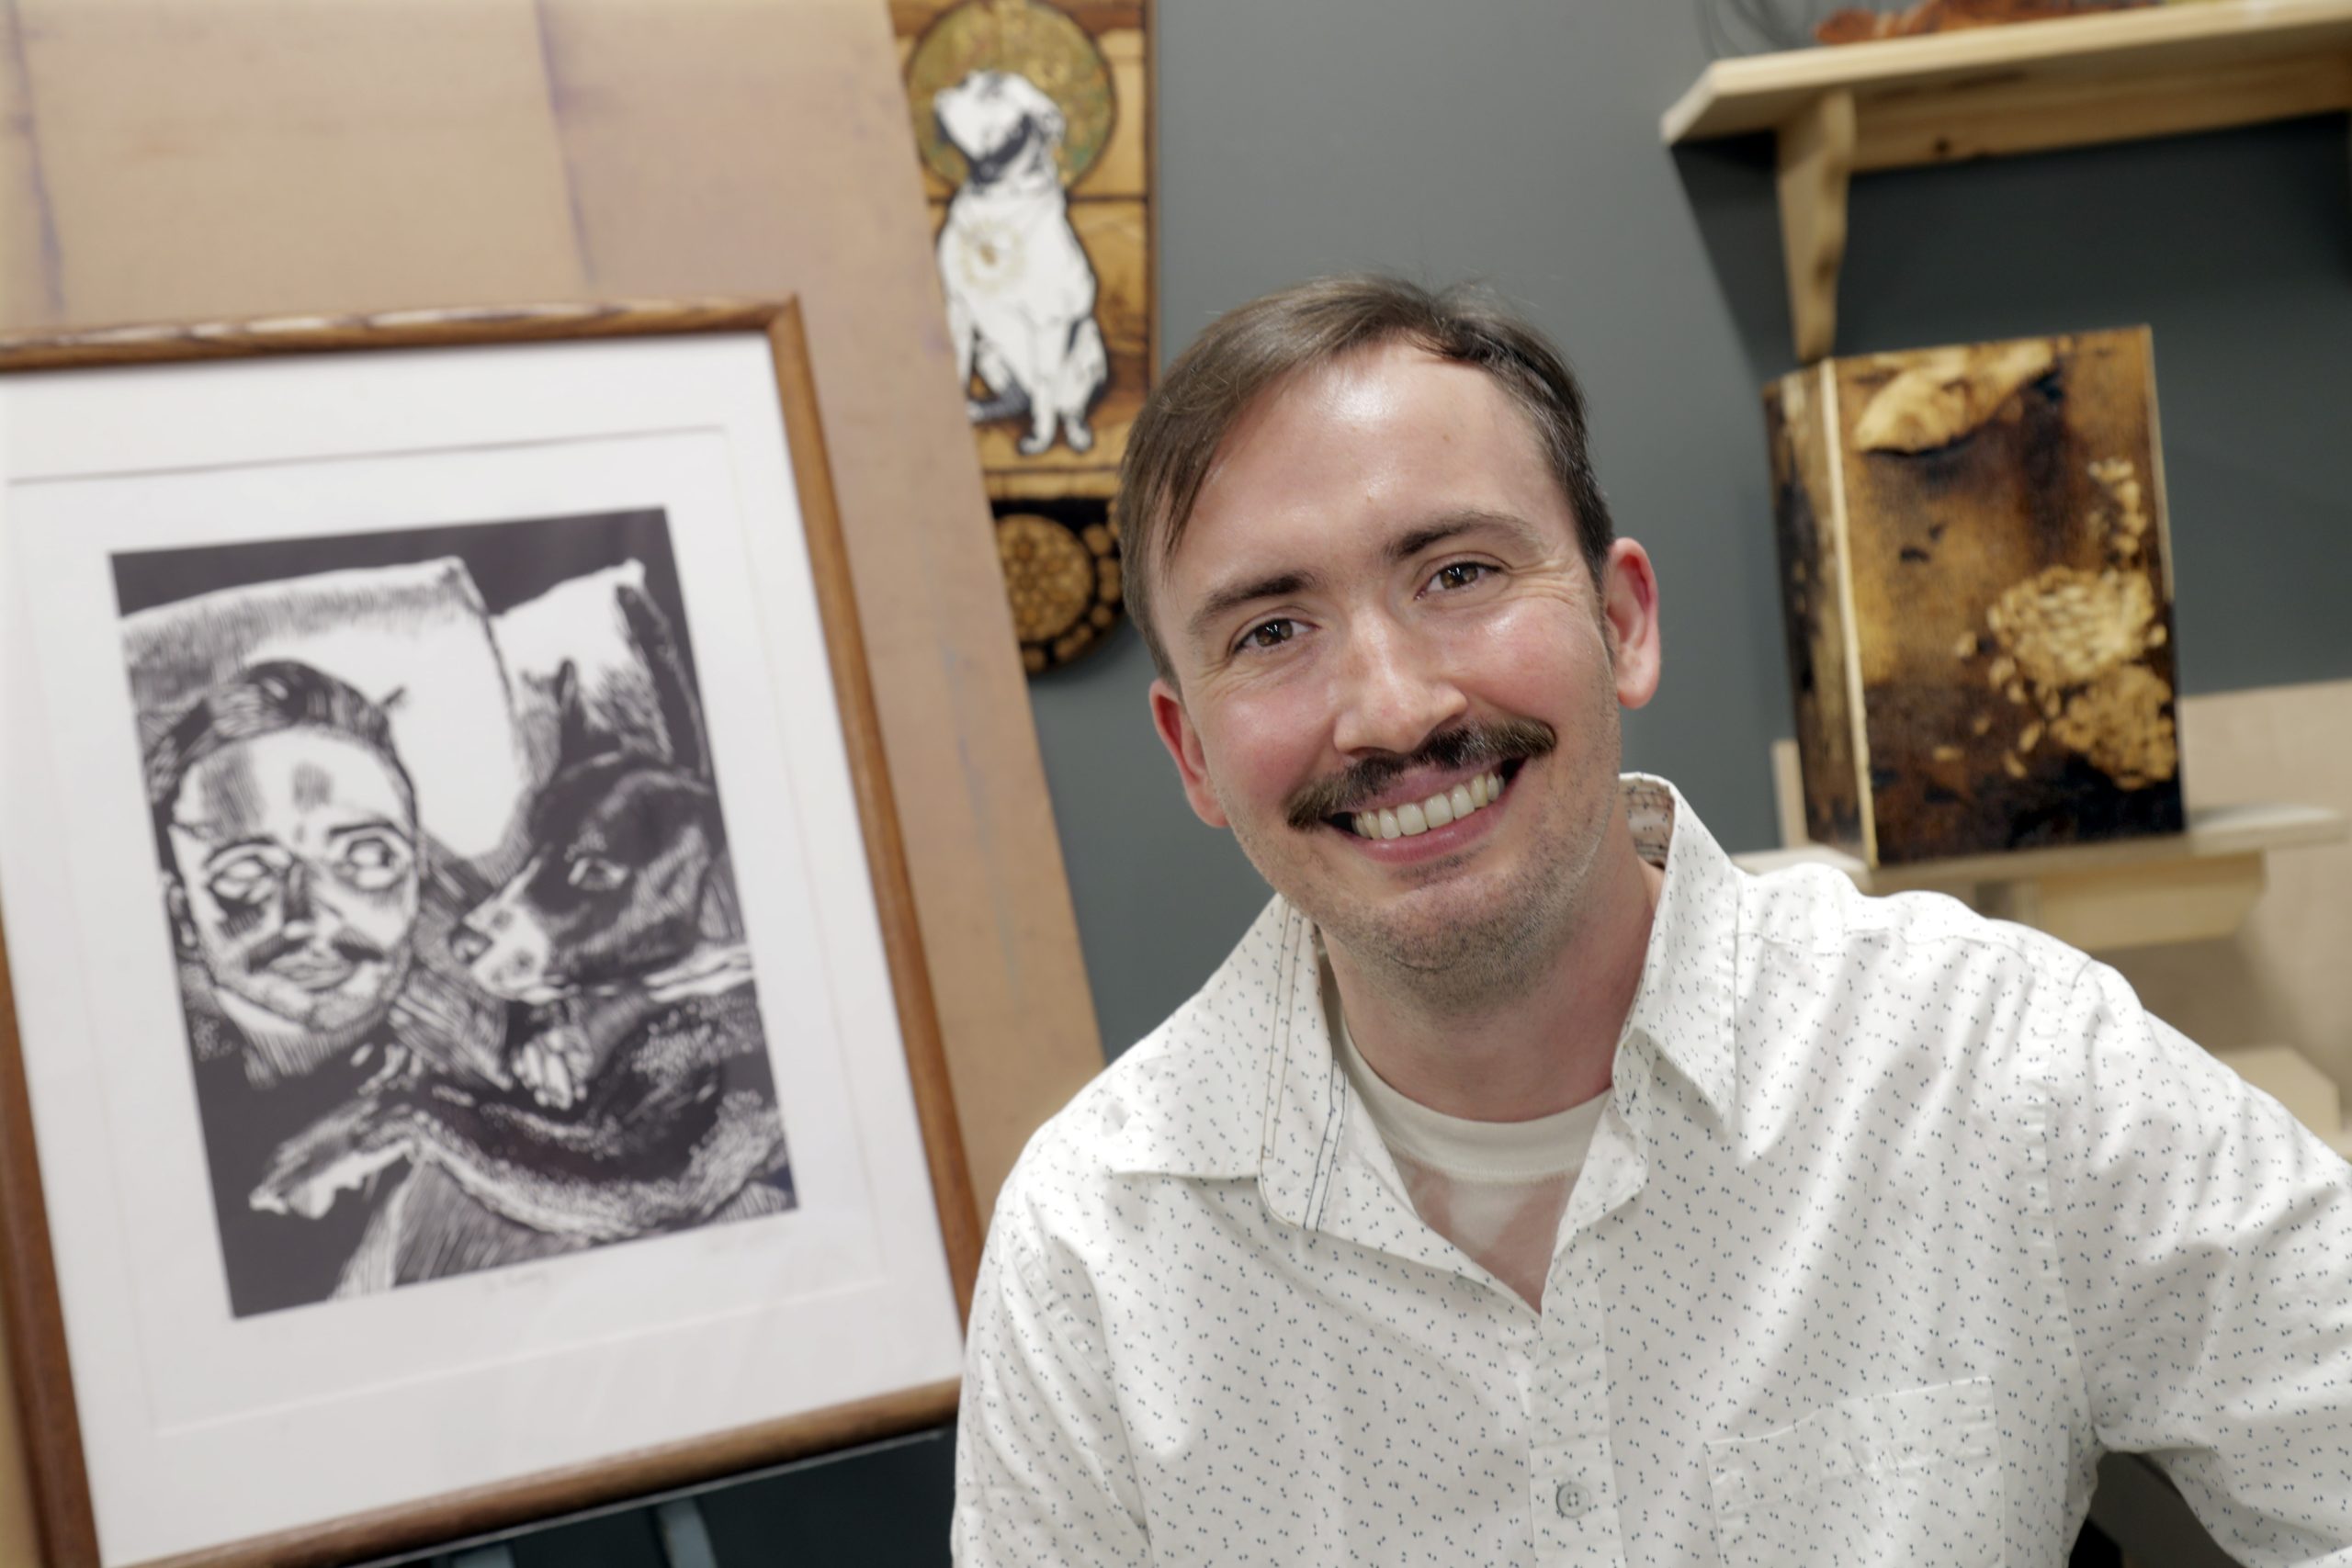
[1741,739,2348,951]
[1738,799,2347,950]
[1663,0,2352,360]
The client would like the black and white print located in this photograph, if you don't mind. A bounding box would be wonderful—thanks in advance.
[117,509,794,1318]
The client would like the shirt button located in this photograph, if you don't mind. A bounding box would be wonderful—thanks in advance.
[1555,1480,1589,1517]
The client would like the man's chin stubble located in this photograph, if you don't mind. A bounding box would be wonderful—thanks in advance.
[1325,887,1577,1015]
[1314,791,1617,1016]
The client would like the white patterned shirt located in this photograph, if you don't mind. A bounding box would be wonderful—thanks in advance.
[953,776,2352,1566]
[1333,992,1607,1312]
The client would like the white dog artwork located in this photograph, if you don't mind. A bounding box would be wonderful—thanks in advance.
[933,68,1111,457]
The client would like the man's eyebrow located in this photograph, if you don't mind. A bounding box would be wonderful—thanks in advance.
[1187,570,1320,645]
[187,834,282,865]
[324,818,412,844]
[1182,511,1548,647]
[1385,508,1544,565]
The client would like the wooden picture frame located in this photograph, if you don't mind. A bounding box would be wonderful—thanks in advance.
[0,299,980,1567]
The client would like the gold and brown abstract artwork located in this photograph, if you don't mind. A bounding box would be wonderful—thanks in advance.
[1766,327,2185,865]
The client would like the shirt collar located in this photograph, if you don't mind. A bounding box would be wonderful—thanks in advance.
[1615,775,1741,1124]
[1101,775,1744,1214]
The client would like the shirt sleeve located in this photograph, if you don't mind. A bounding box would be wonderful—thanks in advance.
[952,1184,1150,1565]
[2046,958,2352,1563]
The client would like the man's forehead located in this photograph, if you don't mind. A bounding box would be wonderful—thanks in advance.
[175,728,411,829]
[1179,355,1559,564]
[1208,341,1482,463]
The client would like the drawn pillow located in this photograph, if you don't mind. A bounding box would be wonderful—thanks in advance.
[491,558,686,783]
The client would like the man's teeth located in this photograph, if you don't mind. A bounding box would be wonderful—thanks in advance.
[1351,771,1503,840]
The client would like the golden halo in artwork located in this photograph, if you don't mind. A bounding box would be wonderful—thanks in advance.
[996,507,1125,674]
[905,0,1116,190]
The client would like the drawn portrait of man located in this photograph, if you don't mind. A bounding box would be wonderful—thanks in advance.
[120,513,795,1319]
[144,660,424,1313]
[151,660,423,1083]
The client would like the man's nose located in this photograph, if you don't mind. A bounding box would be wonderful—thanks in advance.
[1329,616,1467,757]
[280,862,319,930]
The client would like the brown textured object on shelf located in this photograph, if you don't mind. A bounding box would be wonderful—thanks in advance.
[1815,0,2152,46]
[1764,327,2185,866]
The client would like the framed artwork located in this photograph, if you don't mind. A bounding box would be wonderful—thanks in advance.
[0,300,978,1567]
[898,0,1154,671]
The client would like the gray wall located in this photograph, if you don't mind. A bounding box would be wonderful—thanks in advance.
[1034,1,2352,1059]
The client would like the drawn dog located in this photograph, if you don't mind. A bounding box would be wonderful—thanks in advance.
[933,67,1110,457]
[253,586,789,1283]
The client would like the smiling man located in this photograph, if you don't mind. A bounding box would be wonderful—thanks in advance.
[952,276,2352,1564]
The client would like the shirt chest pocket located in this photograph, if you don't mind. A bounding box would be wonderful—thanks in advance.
[1705,1376,2004,1568]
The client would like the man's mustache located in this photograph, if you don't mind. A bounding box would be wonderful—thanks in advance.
[1284,718,1557,830]
[247,929,389,975]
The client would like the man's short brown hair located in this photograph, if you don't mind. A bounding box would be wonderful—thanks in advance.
[1117,274,1615,684]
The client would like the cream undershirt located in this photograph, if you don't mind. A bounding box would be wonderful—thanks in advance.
[1333,997,1608,1311]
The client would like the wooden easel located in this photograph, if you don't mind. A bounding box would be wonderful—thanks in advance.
[0,1,1105,1559]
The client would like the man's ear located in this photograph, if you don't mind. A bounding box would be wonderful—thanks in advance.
[163,873,198,956]
[1148,679,1230,829]
[1599,538,1662,712]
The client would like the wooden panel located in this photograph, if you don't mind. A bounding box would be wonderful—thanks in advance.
[7,0,586,321]
[0,1290,32,1568]
[0,2,1109,1557]
[0,0,61,322]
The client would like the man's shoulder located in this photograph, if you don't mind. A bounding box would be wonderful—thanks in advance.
[1649,774,2092,1007]
[1730,856,2109,1100]
[1012,971,1275,1185]
[993,896,1299,1235]
[1742,854,2091,982]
